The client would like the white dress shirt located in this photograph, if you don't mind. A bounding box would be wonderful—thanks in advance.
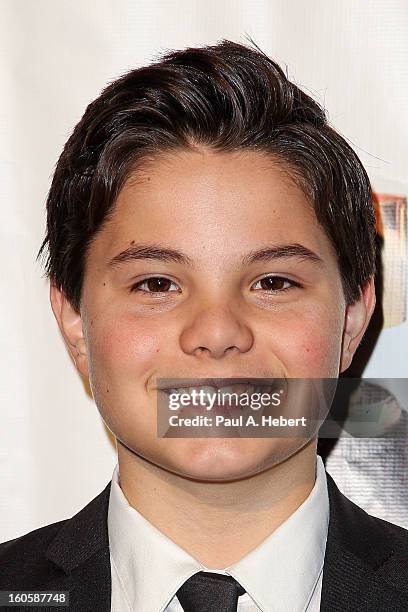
[108,455,329,612]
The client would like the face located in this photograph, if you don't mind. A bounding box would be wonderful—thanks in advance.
[51,148,375,481]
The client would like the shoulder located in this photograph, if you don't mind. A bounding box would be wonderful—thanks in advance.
[324,470,408,601]
[354,507,408,578]
[318,470,408,610]
[368,512,408,562]
[374,513,408,541]
[326,468,408,546]
[0,482,112,589]
[0,519,68,587]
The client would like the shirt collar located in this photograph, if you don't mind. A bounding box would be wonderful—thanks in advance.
[227,454,329,611]
[108,455,329,612]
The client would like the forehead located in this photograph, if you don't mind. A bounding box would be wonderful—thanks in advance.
[91,148,335,268]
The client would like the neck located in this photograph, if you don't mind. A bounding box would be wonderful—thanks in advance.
[116,439,318,568]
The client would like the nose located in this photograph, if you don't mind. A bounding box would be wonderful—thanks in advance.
[179,300,254,360]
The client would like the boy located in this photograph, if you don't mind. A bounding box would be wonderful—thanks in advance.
[1,40,408,611]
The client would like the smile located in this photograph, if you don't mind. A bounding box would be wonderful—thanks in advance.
[161,383,277,397]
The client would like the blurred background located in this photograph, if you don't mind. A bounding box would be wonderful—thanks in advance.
[1,0,407,541]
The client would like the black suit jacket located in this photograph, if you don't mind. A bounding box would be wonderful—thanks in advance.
[1,471,408,611]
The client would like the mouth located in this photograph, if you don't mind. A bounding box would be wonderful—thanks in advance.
[157,377,280,389]
[156,377,285,408]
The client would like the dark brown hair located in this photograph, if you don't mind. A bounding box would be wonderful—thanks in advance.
[37,39,376,311]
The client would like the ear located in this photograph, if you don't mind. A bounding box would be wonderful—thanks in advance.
[340,277,376,373]
[49,283,89,379]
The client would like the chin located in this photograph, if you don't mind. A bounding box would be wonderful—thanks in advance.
[158,437,303,482]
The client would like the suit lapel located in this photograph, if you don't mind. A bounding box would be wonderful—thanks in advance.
[320,471,401,612]
[44,482,112,612]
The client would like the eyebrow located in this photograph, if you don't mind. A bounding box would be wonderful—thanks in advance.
[107,242,324,269]
[108,244,194,268]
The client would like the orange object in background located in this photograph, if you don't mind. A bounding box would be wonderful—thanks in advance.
[373,193,407,327]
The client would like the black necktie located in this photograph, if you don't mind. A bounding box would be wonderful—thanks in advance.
[176,571,246,612]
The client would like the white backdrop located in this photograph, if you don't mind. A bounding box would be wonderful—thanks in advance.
[1,0,407,542]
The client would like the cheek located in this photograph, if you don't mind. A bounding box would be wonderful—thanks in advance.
[266,305,344,376]
[85,314,167,438]
[87,314,163,384]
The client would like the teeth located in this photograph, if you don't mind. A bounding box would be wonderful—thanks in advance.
[217,384,254,395]
[163,384,277,398]
[165,386,218,396]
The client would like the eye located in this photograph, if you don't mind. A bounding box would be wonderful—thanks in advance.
[251,275,300,292]
[130,276,181,294]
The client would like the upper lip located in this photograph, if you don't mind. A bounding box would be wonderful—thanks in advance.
[155,377,280,390]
